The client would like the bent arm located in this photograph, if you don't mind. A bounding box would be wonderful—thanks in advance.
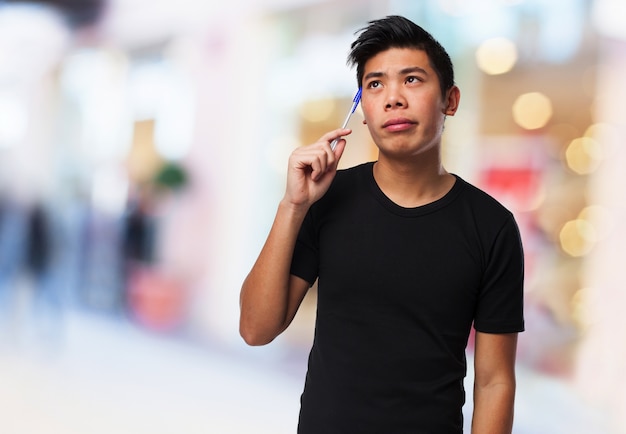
[239,201,311,346]
[239,128,351,346]
[471,331,518,434]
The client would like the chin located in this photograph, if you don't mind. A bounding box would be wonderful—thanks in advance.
[381,141,437,159]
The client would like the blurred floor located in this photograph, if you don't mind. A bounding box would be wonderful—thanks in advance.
[0,308,621,434]
[0,310,303,434]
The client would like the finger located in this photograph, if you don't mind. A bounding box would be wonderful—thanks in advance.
[313,139,345,181]
[332,138,347,162]
[320,128,352,145]
[300,151,328,182]
[309,157,322,181]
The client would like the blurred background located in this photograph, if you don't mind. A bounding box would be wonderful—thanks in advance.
[0,0,625,432]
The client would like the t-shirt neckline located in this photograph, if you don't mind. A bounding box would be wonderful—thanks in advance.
[365,161,463,217]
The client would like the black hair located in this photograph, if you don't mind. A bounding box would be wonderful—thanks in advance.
[348,15,455,98]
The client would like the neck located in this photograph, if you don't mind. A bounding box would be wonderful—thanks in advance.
[373,149,454,208]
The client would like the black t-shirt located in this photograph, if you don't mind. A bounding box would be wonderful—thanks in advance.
[291,162,525,434]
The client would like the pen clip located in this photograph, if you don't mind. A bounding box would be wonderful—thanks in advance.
[330,88,362,151]
[350,88,362,114]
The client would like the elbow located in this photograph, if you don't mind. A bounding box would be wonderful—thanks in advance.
[239,322,276,347]
[239,288,285,346]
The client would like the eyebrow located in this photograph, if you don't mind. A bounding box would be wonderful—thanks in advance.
[364,66,429,81]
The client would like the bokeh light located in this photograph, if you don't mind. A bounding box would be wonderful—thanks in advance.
[475,37,518,75]
[299,97,336,123]
[578,204,614,240]
[565,137,604,175]
[512,92,553,130]
[559,219,597,257]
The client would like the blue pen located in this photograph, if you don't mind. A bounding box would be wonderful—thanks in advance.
[330,88,362,151]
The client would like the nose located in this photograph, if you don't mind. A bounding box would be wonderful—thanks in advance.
[385,86,406,110]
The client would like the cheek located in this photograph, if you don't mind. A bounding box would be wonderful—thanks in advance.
[360,101,375,123]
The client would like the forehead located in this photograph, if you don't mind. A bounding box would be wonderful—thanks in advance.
[363,47,433,76]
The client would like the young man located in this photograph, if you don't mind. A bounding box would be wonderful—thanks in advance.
[240,15,524,434]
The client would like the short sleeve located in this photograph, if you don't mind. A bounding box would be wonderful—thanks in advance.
[290,209,319,286]
[473,215,525,333]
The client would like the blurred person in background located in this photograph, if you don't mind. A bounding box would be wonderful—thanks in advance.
[22,201,63,342]
[121,188,156,291]
[0,192,24,343]
[0,190,61,348]
[240,15,524,434]
[24,203,52,286]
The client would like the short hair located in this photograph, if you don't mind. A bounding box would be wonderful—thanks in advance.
[348,15,455,98]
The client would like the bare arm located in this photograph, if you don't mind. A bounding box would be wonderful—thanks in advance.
[239,128,351,346]
[239,203,310,346]
[471,331,518,434]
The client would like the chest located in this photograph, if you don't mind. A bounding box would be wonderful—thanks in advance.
[316,198,484,324]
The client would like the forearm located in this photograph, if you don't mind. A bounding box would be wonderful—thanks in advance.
[471,381,515,434]
[240,129,347,345]
[239,200,308,345]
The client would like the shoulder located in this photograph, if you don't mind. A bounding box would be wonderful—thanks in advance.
[309,162,374,217]
[334,161,374,183]
[323,162,374,197]
[450,175,521,247]
[454,175,514,221]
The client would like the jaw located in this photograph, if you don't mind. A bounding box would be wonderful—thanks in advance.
[376,127,445,169]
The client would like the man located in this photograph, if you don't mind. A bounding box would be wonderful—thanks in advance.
[240,15,524,434]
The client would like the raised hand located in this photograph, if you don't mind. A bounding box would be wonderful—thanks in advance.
[283,128,352,209]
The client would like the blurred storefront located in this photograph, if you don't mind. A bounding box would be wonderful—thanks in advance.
[0,0,625,432]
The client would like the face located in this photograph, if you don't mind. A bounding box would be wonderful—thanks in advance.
[360,47,459,158]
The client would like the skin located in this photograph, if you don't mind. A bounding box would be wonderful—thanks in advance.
[360,47,459,207]
[239,47,517,434]
[239,128,348,345]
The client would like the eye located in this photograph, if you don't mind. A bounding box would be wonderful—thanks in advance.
[366,80,381,89]
[406,76,423,84]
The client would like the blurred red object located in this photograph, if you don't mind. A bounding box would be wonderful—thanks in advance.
[127,265,187,332]
[481,167,540,211]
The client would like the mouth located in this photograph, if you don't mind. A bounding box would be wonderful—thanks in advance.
[382,118,417,132]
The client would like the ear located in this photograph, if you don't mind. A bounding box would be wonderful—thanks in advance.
[443,85,461,116]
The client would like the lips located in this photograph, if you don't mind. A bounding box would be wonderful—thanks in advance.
[382,118,417,131]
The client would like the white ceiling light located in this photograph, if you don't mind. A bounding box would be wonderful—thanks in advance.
[0,4,70,85]
[592,0,626,41]
[0,91,28,149]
